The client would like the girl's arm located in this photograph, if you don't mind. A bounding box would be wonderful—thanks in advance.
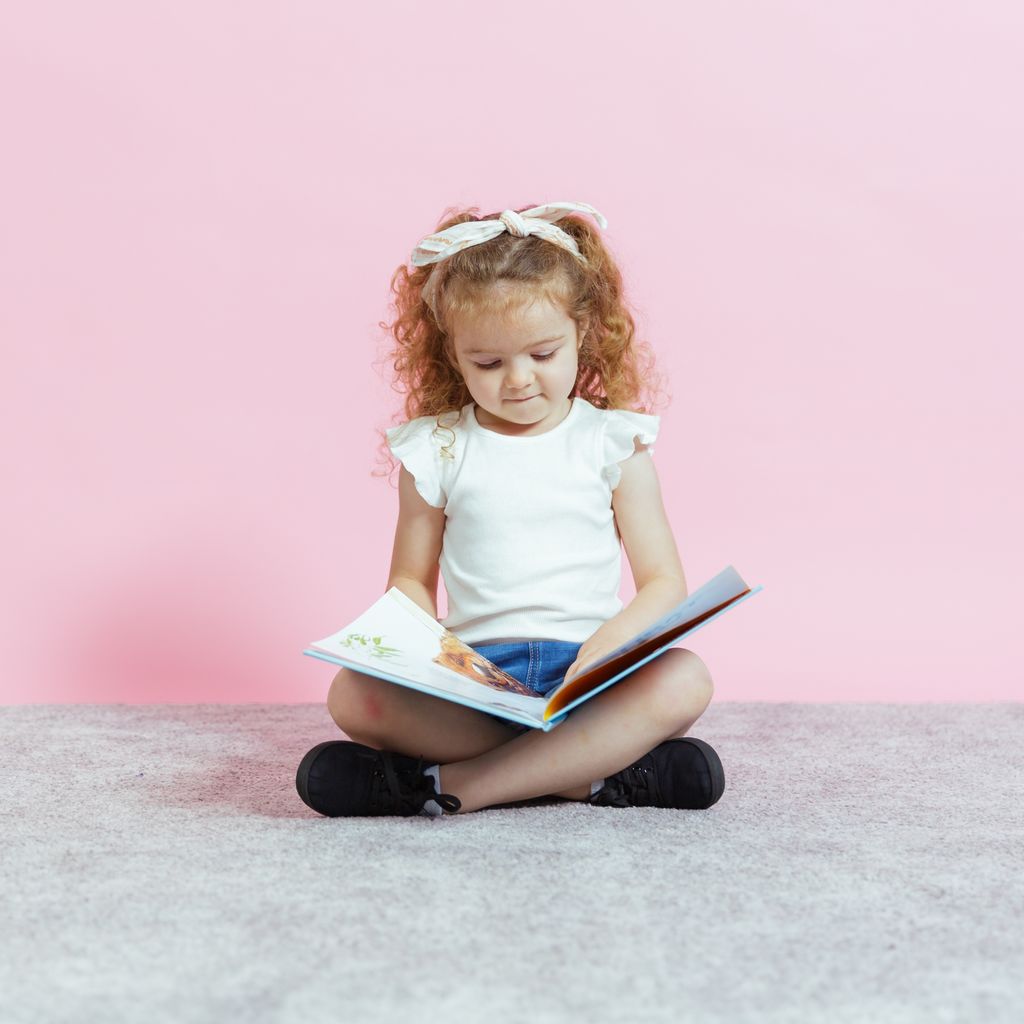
[611,440,688,613]
[386,464,446,619]
[565,441,687,680]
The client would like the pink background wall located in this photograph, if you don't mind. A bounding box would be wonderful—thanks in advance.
[2,2,1021,704]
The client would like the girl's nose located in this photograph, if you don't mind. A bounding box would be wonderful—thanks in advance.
[506,365,534,388]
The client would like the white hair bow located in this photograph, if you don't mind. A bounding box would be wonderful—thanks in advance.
[410,201,608,314]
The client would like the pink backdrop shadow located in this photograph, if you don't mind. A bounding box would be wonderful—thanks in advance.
[2,1,1021,703]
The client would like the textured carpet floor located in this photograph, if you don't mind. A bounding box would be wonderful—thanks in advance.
[1,702,1021,1024]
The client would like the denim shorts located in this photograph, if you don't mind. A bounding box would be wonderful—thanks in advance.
[468,639,584,734]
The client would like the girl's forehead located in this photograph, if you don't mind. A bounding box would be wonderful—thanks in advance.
[452,296,572,342]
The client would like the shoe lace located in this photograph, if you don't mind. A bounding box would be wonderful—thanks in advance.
[370,752,462,816]
[594,763,655,807]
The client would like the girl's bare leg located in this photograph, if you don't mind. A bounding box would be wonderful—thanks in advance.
[326,647,714,810]
[326,666,586,799]
[440,648,715,813]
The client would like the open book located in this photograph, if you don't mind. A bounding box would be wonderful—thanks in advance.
[303,566,762,732]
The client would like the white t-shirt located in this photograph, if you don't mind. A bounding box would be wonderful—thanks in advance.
[384,397,660,645]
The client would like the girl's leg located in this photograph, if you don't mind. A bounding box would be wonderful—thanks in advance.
[438,648,715,813]
[327,667,621,801]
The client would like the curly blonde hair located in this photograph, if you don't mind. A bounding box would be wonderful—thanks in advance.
[372,202,670,482]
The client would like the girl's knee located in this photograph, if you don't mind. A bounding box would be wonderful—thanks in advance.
[653,649,714,721]
[679,650,714,706]
[683,650,714,699]
[326,668,388,743]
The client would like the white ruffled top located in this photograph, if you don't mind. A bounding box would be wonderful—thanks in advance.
[385,397,660,644]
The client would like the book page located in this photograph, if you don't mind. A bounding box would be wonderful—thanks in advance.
[307,589,548,723]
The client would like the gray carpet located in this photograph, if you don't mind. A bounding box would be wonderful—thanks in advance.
[1,702,1021,1023]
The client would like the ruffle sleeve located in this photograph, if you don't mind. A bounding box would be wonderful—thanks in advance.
[385,417,448,508]
[601,408,661,491]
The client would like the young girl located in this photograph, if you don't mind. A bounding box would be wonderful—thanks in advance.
[296,200,724,817]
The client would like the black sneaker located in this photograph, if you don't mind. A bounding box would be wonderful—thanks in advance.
[296,740,462,817]
[587,737,725,809]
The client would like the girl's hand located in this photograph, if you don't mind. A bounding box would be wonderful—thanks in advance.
[563,626,633,684]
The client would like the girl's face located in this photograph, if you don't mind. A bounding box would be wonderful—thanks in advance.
[450,294,586,437]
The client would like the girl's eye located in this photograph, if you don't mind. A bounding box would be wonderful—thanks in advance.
[475,352,556,371]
